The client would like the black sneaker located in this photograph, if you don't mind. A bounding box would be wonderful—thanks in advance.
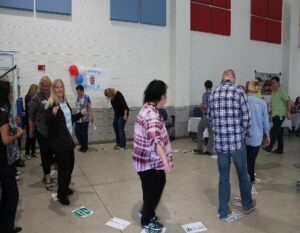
[193,149,204,154]
[263,147,271,152]
[204,151,212,156]
[67,188,74,196]
[14,226,22,233]
[142,219,163,232]
[58,197,70,205]
[272,149,283,154]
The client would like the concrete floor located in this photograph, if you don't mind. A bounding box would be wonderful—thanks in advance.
[16,136,300,233]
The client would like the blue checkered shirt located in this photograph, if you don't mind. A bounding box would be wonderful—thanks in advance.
[208,80,251,154]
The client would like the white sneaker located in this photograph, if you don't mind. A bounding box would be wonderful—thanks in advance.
[253,178,262,184]
[220,213,241,223]
[251,186,258,194]
[50,170,56,176]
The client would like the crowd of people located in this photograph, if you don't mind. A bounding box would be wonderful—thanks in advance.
[0,69,296,232]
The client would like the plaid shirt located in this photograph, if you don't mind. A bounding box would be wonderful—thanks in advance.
[132,103,173,172]
[208,80,251,154]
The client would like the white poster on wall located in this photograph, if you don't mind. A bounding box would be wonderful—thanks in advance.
[70,67,111,100]
[83,67,111,91]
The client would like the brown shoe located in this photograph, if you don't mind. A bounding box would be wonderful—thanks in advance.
[243,198,256,214]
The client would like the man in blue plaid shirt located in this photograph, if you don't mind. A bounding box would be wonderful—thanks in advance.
[208,69,256,222]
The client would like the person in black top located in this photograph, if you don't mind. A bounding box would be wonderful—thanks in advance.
[24,84,38,159]
[29,76,55,190]
[0,80,23,233]
[104,88,129,150]
[45,79,85,205]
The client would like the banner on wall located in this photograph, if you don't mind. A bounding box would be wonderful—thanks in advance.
[71,67,111,97]
[254,70,281,95]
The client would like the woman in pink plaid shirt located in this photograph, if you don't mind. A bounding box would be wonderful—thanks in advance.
[132,80,173,233]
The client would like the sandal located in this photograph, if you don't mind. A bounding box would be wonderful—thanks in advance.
[42,177,56,191]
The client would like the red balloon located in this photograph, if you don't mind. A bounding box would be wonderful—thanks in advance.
[69,65,79,76]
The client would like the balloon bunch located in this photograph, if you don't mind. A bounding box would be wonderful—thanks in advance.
[69,65,84,85]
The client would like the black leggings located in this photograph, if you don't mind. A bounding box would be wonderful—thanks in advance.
[36,131,54,175]
[138,169,166,225]
[0,166,19,233]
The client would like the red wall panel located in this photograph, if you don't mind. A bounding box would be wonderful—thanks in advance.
[211,8,230,35]
[211,0,231,9]
[251,0,267,17]
[267,0,282,20]
[191,0,211,4]
[191,2,211,32]
[267,19,281,44]
[251,16,267,42]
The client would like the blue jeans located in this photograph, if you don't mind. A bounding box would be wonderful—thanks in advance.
[217,143,252,219]
[113,116,126,148]
[75,122,89,151]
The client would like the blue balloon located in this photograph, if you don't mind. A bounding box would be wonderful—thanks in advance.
[75,74,84,84]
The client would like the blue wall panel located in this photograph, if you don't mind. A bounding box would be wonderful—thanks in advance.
[0,0,33,11]
[140,0,166,26]
[36,0,71,15]
[110,0,139,23]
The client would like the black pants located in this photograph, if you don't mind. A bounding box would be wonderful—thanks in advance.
[138,169,166,225]
[75,122,89,151]
[55,150,74,199]
[246,145,260,183]
[0,166,19,233]
[25,122,36,155]
[36,131,53,175]
[268,116,285,152]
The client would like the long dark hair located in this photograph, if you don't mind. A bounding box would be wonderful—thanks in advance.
[143,80,167,104]
[0,80,11,110]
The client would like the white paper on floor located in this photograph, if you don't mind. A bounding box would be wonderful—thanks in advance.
[105,217,131,230]
[172,149,179,153]
[141,227,167,233]
[183,149,194,154]
[72,206,94,218]
[181,222,207,233]
[232,196,241,206]
[51,193,58,201]
[210,155,217,159]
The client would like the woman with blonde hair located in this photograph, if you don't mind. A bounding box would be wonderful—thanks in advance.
[24,84,38,159]
[104,88,129,150]
[45,79,86,205]
[29,76,55,190]
[245,80,270,184]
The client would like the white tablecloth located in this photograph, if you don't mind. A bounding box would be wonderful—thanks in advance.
[269,118,292,130]
[188,117,208,137]
[291,113,300,129]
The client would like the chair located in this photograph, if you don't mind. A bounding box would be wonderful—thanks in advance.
[190,107,202,140]
[192,107,202,117]
[159,108,175,141]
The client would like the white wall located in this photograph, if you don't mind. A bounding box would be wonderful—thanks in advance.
[0,0,171,107]
[1,0,299,108]
[284,0,300,101]
[190,0,283,105]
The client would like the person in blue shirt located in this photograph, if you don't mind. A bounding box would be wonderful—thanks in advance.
[245,81,270,184]
[193,80,214,155]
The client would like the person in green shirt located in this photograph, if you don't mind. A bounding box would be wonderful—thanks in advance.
[264,76,291,154]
